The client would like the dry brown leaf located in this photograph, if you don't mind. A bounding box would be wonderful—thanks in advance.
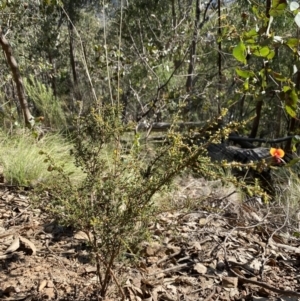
[199,276,215,289]
[145,242,164,257]
[44,287,55,299]
[194,263,207,274]
[38,279,47,292]
[222,277,238,288]
[5,235,20,254]
[19,235,37,255]
[152,285,166,301]
[74,230,89,241]
[189,241,202,251]
[84,265,97,273]
[0,230,15,239]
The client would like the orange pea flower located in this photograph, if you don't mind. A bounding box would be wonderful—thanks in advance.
[270,148,285,164]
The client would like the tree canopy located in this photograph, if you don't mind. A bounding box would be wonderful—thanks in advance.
[0,0,299,150]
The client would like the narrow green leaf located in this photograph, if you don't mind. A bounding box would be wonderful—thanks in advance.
[285,88,298,117]
[285,104,297,118]
[235,69,254,78]
[290,88,298,105]
[272,71,286,81]
[243,78,249,90]
[285,157,300,167]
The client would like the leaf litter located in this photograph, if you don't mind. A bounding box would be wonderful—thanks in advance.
[0,176,299,300]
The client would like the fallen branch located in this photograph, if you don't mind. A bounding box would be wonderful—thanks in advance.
[230,268,300,297]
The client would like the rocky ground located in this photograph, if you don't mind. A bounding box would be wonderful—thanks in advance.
[0,177,300,301]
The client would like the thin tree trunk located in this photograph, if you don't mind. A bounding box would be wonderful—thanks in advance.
[185,0,200,92]
[0,28,33,127]
[285,26,300,152]
[48,52,57,98]
[217,0,223,114]
[249,99,263,138]
[69,22,78,86]
[239,95,245,121]
[68,22,82,106]
[249,0,271,139]
[171,0,177,29]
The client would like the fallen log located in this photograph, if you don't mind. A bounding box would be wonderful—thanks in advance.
[207,144,271,164]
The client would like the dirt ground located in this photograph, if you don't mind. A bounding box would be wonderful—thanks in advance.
[0,177,300,301]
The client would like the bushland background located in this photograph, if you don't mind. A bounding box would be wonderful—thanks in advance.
[1,0,300,300]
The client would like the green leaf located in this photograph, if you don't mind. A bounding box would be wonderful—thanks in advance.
[285,157,300,167]
[272,71,286,81]
[267,50,275,59]
[253,46,270,57]
[289,88,298,105]
[243,29,258,40]
[286,38,299,49]
[233,42,247,64]
[285,88,298,117]
[285,104,297,118]
[270,0,287,16]
[235,68,254,78]
[293,232,300,238]
[243,78,249,90]
[245,39,257,44]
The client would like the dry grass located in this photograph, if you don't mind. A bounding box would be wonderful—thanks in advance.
[0,130,84,187]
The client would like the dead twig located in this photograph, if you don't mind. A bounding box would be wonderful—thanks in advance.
[147,262,193,277]
[203,286,216,301]
[229,268,300,298]
[156,248,182,265]
[269,241,300,253]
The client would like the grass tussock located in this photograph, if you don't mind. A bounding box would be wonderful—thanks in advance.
[272,167,300,228]
[0,131,84,186]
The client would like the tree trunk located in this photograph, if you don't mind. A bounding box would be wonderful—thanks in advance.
[217,0,222,114]
[249,99,262,138]
[185,0,200,92]
[69,22,82,105]
[0,28,33,127]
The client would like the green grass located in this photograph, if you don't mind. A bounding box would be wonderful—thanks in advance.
[24,76,67,130]
[0,130,84,187]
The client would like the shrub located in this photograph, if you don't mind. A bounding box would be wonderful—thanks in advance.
[39,105,268,297]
